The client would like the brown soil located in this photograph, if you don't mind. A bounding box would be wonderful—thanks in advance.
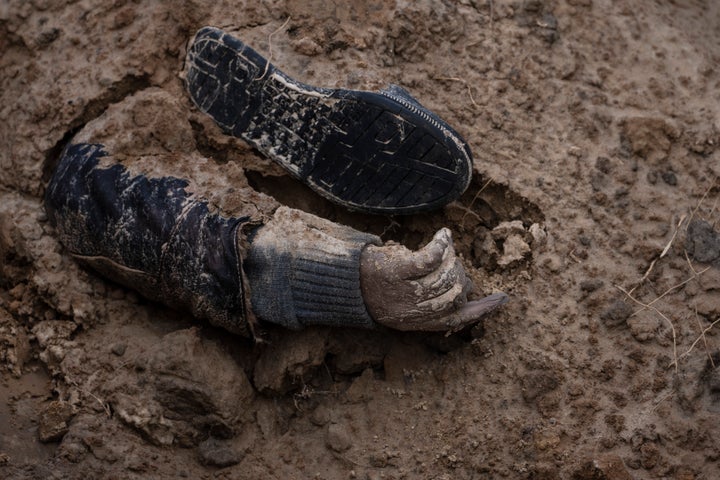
[2,0,720,478]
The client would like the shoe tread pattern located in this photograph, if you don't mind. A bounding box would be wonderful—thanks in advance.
[186,27,471,214]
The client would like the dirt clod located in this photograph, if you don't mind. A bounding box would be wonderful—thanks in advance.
[600,300,633,328]
[572,455,633,480]
[38,401,74,443]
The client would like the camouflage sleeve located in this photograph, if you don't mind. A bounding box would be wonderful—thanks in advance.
[44,143,252,336]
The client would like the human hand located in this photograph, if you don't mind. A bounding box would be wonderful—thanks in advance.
[360,228,508,331]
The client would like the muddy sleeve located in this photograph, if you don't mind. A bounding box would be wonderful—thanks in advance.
[244,206,382,330]
[44,143,251,335]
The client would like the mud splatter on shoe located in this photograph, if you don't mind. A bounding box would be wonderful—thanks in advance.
[185,26,473,215]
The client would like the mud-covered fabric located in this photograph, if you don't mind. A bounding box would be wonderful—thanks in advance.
[45,143,250,335]
[245,206,381,330]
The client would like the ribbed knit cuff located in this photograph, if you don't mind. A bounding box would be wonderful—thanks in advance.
[244,207,381,330]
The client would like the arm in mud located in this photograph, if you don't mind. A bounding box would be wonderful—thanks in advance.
[244,210,508,332]
[44,143,252,335]
[45,143,506,335]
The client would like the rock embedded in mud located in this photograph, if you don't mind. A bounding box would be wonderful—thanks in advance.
[600,300,633,327]
[660,171,677,186]
[197,437,242,467]
[580,279,604,293]
[326,423,353,452]
[112,328,254,447]
[685,220,720,264]
[148,328,254,421]
[38,400,74,443]
[110,343,127,356]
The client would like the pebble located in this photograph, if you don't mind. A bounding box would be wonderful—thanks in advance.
[326,423,353,452]
[111,343,127,356]
[600,300,633,327]
[197,437,242,468]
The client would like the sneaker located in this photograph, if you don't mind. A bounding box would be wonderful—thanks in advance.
[185,26,473,215]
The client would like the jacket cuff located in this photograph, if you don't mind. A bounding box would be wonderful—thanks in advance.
[245,207,381,330]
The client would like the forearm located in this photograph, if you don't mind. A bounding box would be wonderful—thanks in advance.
[45,143,253,335]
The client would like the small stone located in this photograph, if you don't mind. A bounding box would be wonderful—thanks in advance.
[661,171,677,186]
[197,437,242,467]
[326,423,353,452]
[580,279,604,292]
[600,300,633,327]
[310,404,331,426]
[686,220,720,263]
[595,156,611,174]
[38,400,74,442]
[111,343,127,356]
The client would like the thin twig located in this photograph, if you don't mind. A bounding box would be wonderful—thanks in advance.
[65,375,112,417]
[434,76,478,107]
[616,285,678,373]
[631,264,711,317]
[650,389,675,413]
[258,16,291,80]
[460,177,493,228]
[684,250,700,276]
[670,316,720,368]
[687,176,718,226]
[694,306,715,368]
[629,214,686,295]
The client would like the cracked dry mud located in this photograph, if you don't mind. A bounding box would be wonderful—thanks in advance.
[2,1,720,479]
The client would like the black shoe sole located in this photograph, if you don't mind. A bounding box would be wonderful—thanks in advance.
[184,26,473,215]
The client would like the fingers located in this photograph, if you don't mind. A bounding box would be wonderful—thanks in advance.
[416,292,509,331]
[457,292,509,318]
[400,228,452,280]
[414,257,468,309]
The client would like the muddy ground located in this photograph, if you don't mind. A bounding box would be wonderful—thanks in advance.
[2,0,720,478]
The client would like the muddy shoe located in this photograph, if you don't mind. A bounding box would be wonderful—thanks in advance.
[185,26,473,215]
